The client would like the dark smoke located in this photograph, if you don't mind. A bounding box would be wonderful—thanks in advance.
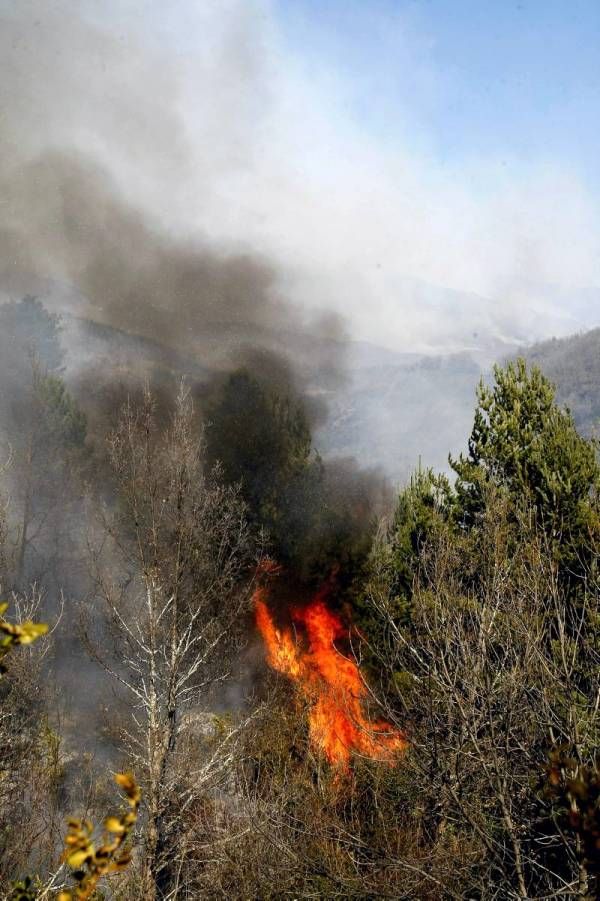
[0,149,347,372]
[0,6,396,830]
[0,2,347,375]
[0,1,389,678]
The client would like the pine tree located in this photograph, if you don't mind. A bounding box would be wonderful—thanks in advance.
[450,358,600,586]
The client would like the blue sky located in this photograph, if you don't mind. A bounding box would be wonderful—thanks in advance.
[274,0,600,187]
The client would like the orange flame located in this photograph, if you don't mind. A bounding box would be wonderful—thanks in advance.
[254,577,406,771]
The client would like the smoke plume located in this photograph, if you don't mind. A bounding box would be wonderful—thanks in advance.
[0,1,349,385]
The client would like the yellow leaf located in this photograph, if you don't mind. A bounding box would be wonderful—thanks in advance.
[114,771,141,803]
[18,622,49,643]
[66,848,91,868]
[114,772,134,791]
[104,816,125,834]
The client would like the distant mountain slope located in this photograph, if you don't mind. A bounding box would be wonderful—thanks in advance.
[60,312,484,485]
[525,328,600,437]
[62,315,210,380]
[320,325,600,484]
[58,311,599,487]
[315,353,483,484]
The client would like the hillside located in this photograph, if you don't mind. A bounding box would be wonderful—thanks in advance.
[60,314,600,486]
[57,314,485,484]
[315,353,483,484]
[320,326,600,483]
[525,327,600,437]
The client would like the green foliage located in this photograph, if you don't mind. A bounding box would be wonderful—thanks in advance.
[206,369,313,516]
[370,360,600,660]
[0,297,66,454]
[206,369,315,558]
[451,358,599,530]
[206,368,376,586]
[7,326,600,899]
[357,358,600,896]
[8,355,88,585]
[364,359,598,642]
[449,359,600,600]
[388,467,454,620]
[356,467,454,649]
[33,372,87,450]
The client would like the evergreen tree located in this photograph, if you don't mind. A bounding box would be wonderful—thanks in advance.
[388,468,454,616]
[205,369,322,572]
[450,358,600,585]
[205,369,377,587]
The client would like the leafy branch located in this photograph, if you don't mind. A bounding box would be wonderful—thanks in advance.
[11,773,141,901]
[0,601,48,673]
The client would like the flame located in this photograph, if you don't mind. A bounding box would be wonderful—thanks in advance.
[254,577,406,771]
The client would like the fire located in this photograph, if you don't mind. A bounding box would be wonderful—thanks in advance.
[254,577,406,771]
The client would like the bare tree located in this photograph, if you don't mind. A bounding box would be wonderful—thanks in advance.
[84,385,260,900]
[0,587,64,893]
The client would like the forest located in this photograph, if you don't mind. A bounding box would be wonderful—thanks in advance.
[0,295,599,900]
[526,328,600,440]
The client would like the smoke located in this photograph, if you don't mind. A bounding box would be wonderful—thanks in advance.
[0,1,348,384]
[2,1,598,488]
[0,1,598,851]
[0,2,392,625]
[0,151,280,343]
[2,0,598,368]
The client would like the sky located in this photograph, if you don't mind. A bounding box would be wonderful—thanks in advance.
[275,1,600,184]
[2,0,600,353]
